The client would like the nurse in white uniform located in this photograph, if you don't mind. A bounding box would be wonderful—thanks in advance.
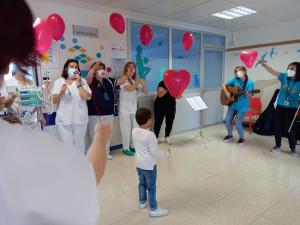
[119,62,147,156]
[52,59,92,155]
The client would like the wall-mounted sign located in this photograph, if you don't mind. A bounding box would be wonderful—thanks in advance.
[73,25,98,38]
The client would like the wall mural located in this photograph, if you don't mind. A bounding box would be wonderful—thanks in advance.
[135,45,151,79]
[59,36,106,77]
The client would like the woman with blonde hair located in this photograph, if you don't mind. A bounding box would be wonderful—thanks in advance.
[119,62,147,156]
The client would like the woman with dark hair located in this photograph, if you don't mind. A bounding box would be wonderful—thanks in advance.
[222,66,254,144]
[260,61,300,156]
[52,59,92,155]
[0,1,110,224]
[119,61,147,156]
[86,61,127,160]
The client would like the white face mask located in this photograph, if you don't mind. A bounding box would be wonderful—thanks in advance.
[287,69,296,78]
[97,69,105,77]
[237,71,245,79]
[67,68,77,78]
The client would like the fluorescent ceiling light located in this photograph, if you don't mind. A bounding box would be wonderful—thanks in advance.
[212,6,257,20]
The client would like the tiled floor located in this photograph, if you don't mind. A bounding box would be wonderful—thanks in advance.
[97,125,300,225]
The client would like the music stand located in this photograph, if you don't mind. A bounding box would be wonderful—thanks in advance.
[183,96,210,147]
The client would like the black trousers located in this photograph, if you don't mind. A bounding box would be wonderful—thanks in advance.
[154,102,176,138]
[274,105,297,150]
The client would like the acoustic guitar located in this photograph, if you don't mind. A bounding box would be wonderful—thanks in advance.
[220,85,260,106]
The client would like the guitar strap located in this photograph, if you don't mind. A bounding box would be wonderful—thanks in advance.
[242,78,248,93]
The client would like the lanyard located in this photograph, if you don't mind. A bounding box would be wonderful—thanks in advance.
[96,77,113,91]
[286,79,295,100]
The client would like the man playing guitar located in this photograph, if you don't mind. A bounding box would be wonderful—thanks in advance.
[222,66,254,144]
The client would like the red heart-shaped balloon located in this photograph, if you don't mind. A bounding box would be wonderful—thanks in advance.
[110,12,125,34]
[182,32,194,51]
[47,13,65,41]
[163,69,191,98]
[140,25,153,46]
[33,18,53,55]
[240,50,258,68]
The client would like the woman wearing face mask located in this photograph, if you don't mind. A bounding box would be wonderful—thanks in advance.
[5,64,45,129]
[222,66,254,144]
[86,61,127,160]
[119,61,147,156]
[52,59,92,155]
[260,61,300,156]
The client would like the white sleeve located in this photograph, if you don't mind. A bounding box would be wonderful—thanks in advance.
[148,133,170,159]
[120,80,130,89]
[81,79,92,95]
[51,79,62,95]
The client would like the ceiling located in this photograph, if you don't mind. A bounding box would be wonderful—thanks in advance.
[64,0,300,31]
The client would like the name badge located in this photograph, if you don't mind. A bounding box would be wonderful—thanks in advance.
[284,100,290,106]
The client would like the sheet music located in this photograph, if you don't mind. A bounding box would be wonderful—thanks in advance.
[186,96,208,111]
[194,96,208,110]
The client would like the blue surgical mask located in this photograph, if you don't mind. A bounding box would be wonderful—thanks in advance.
[68,68,77,78]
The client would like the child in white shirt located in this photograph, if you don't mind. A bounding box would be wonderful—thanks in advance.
[132,108,170,217]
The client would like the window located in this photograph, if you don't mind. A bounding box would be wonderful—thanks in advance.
[203,34,225,47]
[172,29,201,89]
[130,22,169,92]
[204,49,223,88]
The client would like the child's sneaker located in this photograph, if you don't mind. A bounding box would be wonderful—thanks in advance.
[150,207,169,217]
[237,138,245,144]
[271,146,281,153]
[122,149,134,156]
[223,135,233,142]
[140,202,147,209]
[165,137,172,145]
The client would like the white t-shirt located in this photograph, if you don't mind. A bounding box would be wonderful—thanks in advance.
[119,80,137,116]
[52,77,91,125]
[0,119,98,225]
[132,127,170,170]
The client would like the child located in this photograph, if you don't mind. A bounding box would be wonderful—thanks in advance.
[132,108,170,217]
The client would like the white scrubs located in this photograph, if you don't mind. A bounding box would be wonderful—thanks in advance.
[52,77,91,155]
[119,80,138,150]
[0,119,98,225]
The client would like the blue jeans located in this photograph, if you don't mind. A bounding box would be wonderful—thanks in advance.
[225,107,246,139]
[136,165,157,211]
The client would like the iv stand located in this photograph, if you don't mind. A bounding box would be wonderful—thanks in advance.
[288,104,300,133]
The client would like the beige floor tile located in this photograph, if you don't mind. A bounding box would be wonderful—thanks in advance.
[201,198,259,225]
[249,216,287,225]
[223,188,278,215]
[262,200,300,225]
[96,124,300,225]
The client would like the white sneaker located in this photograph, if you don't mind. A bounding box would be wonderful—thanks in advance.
[150,207,169,217]
[106,154,113,160]
[291,151,298,157]
[140,202,147,209]
[165,137,172,145]
[271,146,281,153]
